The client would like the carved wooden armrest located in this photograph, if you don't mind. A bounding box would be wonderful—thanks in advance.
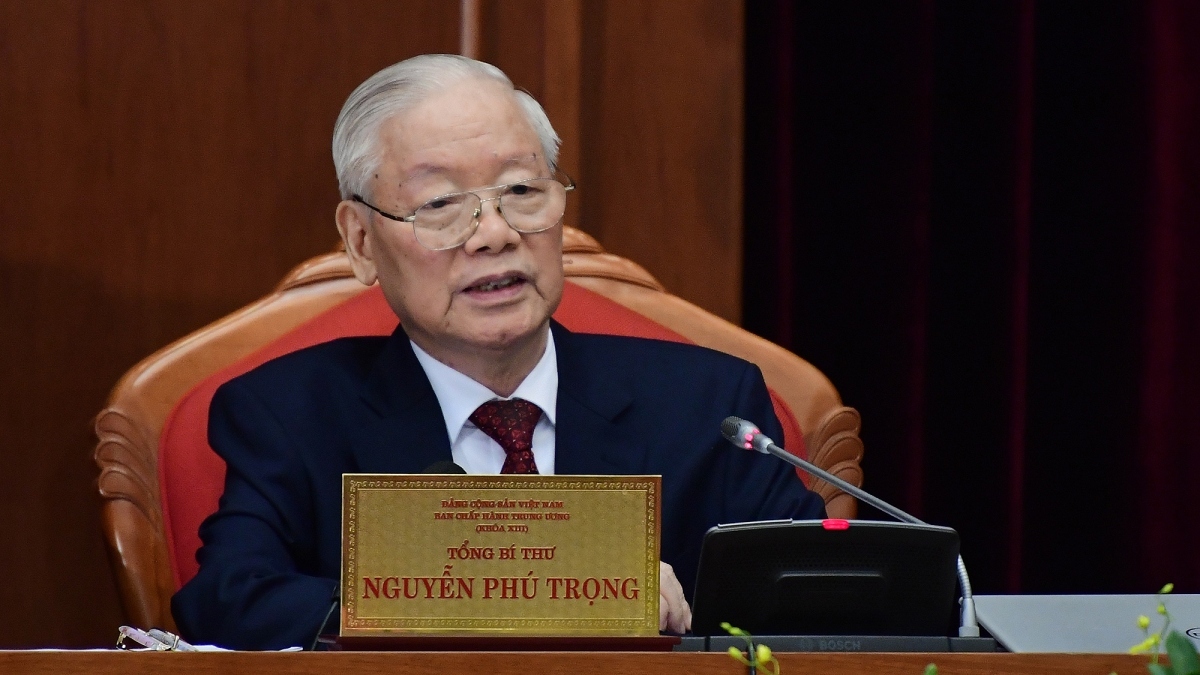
[804,406,865,520]
[95,407,176,631]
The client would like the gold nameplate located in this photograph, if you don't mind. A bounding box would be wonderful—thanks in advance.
[341,474,661,637]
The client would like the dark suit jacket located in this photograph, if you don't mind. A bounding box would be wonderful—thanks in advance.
[172,321,825,649]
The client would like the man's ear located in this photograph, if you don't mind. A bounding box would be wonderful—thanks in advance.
[335,200,379,286]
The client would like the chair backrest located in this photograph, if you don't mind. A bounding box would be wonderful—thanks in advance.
[93,227,864,630]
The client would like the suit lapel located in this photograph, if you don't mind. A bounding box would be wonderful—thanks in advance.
[551,322,640,475]
[352,326,454,473]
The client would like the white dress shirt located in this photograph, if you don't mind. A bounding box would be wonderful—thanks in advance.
[410,330,557,474]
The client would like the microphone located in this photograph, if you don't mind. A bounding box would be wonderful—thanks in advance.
[307,584,340,651]
[422,461,467,474]
[720,416,980,638]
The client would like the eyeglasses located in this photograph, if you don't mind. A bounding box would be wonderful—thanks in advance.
[352,173,575,251]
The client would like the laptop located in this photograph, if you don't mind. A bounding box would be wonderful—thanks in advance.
[975,594,1200,653]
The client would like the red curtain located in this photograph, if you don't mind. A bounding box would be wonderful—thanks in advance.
[745,0,1200,594]
[1139,0,1200,592]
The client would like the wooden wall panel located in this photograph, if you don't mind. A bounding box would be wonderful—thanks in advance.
[0,0,744,647]
[0,0,458,647]
[583,0,745,323]
[476,0,745,323]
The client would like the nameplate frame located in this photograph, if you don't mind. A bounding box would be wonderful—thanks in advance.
[341,474,661,637]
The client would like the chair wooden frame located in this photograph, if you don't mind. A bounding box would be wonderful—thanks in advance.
[94,227,864,630]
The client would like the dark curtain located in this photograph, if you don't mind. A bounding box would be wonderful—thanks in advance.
[744,0,1200,594]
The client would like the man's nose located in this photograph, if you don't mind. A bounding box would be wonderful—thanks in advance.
[464,197,520,253]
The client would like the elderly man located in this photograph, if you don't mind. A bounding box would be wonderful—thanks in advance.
[172,54,824,649]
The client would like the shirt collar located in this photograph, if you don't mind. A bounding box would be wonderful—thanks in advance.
[410,329,558,444]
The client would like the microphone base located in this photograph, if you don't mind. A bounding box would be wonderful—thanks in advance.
[683,635,998,653]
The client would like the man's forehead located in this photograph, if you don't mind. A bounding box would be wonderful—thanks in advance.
[398,153,543,183]
[373,84,544,186]
[384,79,529,143]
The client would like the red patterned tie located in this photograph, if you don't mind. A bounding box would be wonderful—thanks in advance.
[469,398,543,474]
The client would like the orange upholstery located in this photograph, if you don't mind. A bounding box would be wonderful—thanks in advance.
[95,226,864,630]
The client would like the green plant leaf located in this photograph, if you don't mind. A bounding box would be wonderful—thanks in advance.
[1146,663,1170,675]
[1165,631,1200,675]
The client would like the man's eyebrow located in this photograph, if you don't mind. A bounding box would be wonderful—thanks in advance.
[398,155,544,187]
[499,154,541,169]
[399,163,452,183]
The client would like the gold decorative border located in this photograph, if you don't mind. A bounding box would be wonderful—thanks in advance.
[341,474,660,636]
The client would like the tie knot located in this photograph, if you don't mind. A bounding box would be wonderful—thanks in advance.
[469,398,542,474]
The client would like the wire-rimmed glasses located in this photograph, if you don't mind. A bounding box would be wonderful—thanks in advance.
[352,173,575,251]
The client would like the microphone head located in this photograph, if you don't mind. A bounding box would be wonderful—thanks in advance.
[720,416,766,453]
[422,460,467,474]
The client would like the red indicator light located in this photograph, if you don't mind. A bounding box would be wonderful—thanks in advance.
[822,519,851,531]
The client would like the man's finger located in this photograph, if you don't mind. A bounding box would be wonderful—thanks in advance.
[658,561,692,633]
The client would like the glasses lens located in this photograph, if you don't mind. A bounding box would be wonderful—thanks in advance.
[408,178,570,250]
[413,192,477,249]
[501,179,566,232]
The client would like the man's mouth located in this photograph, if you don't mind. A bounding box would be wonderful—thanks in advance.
[463,274,528,294]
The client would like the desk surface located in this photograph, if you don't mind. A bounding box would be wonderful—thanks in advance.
[0,650,1150,675]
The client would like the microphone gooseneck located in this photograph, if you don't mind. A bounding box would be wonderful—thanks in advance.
[307,585,340,651]
[720,415,980,638]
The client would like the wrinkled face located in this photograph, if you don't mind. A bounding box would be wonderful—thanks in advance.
[337,79,564,361]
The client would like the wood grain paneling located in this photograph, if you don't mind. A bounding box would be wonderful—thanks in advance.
[475,0,745,322]
[0,0,458,647]
[0,0,745,647]
[582,0,745,323]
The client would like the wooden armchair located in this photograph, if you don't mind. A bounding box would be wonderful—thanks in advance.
[93,226,864,630]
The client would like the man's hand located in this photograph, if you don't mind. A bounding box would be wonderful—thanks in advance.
[659,561,692,633]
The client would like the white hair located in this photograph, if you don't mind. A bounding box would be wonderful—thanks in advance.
[332,54,561,200]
